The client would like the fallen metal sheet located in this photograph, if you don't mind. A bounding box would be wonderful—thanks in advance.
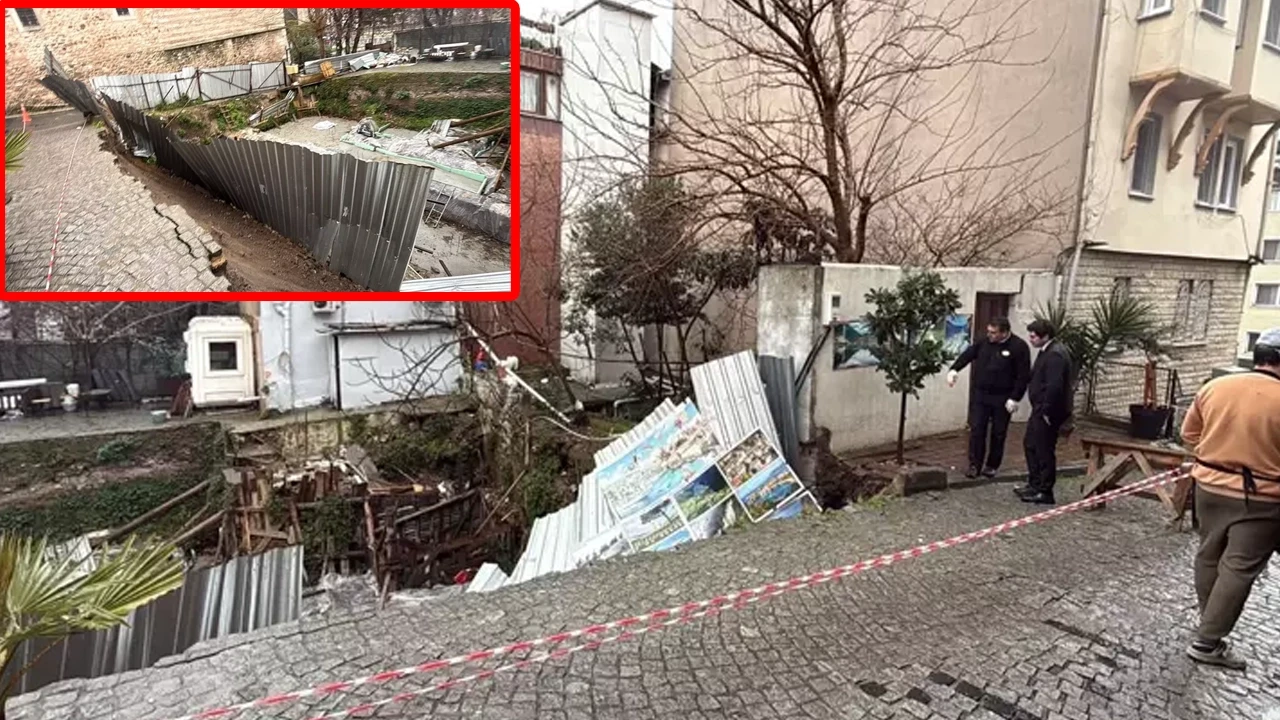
[758,355,801,469]
[400,271,511,293]
[303,50,378,75]
[691,350,782,452]
[468,399,680,594]
[2,545,303,696]
[339,137,491,194]
[103,95,432,291]
[39,48,99,115]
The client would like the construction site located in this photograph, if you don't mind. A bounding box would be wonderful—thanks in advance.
[5,9,513,293]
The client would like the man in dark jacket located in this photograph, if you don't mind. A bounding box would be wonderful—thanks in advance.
[1017,319,1075,505]
[946,317,1031,478]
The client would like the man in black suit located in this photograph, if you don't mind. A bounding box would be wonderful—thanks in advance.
[946,317,1032,479]
[1017,319,1074,505]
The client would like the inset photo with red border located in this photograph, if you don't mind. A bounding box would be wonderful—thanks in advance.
[2,4,519,301]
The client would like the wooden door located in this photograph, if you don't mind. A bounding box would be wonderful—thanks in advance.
[973,293,1012,343]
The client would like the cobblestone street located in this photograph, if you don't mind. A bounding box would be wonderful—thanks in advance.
[12,480,1279,720]
[3,110,229,292]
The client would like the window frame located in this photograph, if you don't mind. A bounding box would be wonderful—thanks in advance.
[113,8,135,19]
[1256,283,1280,307]
[1262,238,1280,261]
[206,340,241,374]
[1141,0,1175,19]
[1201,0,1229,22]
[1266,0,1280,49]
[1196,133,1245,212]
[520,68,561,120]
[1173,279,1214,344]
[1129,113,1162,199]
[1246,331,1261,352]
[10,8,40,30]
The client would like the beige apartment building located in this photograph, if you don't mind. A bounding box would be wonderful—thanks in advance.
[5,8,286,112]
[1239,136,1280,359]
[660,0,1279,390]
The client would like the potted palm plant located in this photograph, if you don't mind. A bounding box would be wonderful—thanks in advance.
[1035,294,1163,437]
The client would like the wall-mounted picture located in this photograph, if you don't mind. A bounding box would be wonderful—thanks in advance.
[621,498,686,551]
[833,319,879,370]
[685,497,735,540]
[715,429,780,489]
[769,491,820,521]
[673,465,731,521]
[596,401,720,521]
[736,457,806,521]
[648,527,693,552]
[926,314,972,357]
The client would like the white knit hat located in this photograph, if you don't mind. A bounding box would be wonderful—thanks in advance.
[1259,327,1280,348]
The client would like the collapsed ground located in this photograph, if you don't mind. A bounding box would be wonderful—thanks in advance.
[122,69,511,290]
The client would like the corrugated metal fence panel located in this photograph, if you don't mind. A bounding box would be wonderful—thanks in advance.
[758,355,801,469]
[103,96,431,291]
[1,545,303,696]
[691,351,782,452]
[93,69,197,110]
[400,271,512,293]
[39,48,99,115]
[303,50,376,74]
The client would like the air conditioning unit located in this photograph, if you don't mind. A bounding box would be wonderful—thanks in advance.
[312,300,341,314]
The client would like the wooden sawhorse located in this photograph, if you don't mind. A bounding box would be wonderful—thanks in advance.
[1079,435,1194,528]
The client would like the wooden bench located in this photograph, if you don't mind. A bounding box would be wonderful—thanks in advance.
[1080,435,1194,527]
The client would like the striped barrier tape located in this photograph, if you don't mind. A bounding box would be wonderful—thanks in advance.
[172,468,1190,720]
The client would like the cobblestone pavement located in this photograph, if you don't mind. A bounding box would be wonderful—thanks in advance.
[12,480,1279,720]
[3,110,229,292]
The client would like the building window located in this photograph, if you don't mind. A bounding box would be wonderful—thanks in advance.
[1266,0,1280,47]
[1174,279,1213,343]
[12,8,39,28]
[1141,0,1174,17]
[1247,332,1261,351]
[1129,114,1162,198]
[1238,0,1251,47]
[545,74,561,119]
[1196,134,1244,211]
[208,341,239,372]
[520,69,543,115]
[1263,239,1280,261]
[114,8,132,16]
[1111,277,1132,302]
[1202,0,1228,20]
[1270,138,1280,211]
[1257,283,1280,307]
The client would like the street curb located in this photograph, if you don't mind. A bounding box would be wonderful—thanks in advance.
[946,463,1088,491]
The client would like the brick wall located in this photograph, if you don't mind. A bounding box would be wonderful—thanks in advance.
[1070,249,1249,415]
[5,8,286,112]
[468,114,562,366]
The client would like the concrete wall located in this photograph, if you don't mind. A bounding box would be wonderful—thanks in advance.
[558,2,655,385]
[1241,140,1280,356]
[258,301,460,413]
[758,264,1057,454]
[5,8,286,112]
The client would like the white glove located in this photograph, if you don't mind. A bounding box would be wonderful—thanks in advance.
[1004,399,1017,414]
[946,370,958,387]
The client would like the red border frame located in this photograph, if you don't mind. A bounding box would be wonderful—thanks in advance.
[0,1,521,302]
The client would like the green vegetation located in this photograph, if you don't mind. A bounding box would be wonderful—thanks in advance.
[5,131,30,172]
[0,474,212,542]
[0,534,184,716]
[95,437,140,465]
[313,72,509,131]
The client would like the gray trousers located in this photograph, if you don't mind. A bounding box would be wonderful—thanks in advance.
[1193,486,1280,643]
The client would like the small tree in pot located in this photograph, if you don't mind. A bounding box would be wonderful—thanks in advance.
[863,270,962,465]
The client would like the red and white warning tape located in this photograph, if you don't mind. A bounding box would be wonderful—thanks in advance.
[171,468,1190,720]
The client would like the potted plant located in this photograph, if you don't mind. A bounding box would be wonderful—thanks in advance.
[1128,337,1174,440]
[1035,294,1163,438]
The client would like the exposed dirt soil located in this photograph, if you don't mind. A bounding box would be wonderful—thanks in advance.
[112,144,364,292]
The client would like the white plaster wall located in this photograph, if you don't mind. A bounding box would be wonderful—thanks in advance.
[758,265,1057,454]
[258,302,458,413]
[558,3,654,385]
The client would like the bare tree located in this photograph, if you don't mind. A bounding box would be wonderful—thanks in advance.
[559,0,1079,268]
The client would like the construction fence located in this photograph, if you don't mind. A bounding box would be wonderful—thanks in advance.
[91,61,288,110]
[104,95,433,291]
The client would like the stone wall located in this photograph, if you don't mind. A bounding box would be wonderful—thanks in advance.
[1069,248,1249,416]
[5,8,286,112]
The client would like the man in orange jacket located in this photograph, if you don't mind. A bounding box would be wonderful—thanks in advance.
[1180,326,1280,670]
